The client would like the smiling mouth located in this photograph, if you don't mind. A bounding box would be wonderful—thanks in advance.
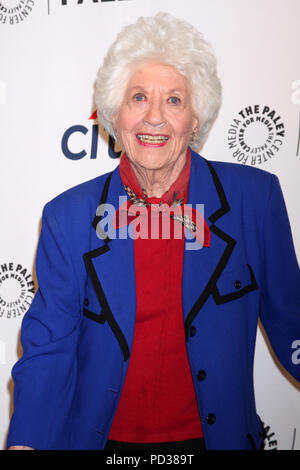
[136,134,169,146]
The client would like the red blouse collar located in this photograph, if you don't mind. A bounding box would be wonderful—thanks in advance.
[119,148,191,206]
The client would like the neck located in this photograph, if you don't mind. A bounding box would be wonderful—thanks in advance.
[130,152,187,198]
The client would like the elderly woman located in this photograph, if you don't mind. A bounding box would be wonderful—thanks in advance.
[7,13,300,451]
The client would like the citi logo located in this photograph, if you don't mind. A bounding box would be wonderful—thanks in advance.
[61,111,122,160]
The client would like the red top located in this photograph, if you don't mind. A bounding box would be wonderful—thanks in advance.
[108,150,203,442]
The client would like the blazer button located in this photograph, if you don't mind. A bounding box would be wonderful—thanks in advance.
[234,280,242,289]
[190,326,196,337]
[206,413,215,425]
[197,370,206,381]
[84,298,89,307]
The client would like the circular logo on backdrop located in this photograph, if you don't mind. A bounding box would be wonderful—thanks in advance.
[227,105,286,166]
[0,1,35,26]
[262,421,278,450]
[261,421,298,450]
[0,262,35,320]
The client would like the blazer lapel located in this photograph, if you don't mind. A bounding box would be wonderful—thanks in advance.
[83,167,136,362]
[182,151,237,340]
[83,150,237,359]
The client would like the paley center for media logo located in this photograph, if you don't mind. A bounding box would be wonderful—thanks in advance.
[291,80,300,157]
[0,262,35,320]
[227,105,286,166]
[0,0,35,25]
[261,420,298,450]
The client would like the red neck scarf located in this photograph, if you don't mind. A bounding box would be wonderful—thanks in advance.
[114,149,210,247]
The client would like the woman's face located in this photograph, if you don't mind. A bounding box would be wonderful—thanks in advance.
[113,63,198,172]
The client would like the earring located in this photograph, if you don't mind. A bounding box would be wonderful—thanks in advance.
[190,128,197,145]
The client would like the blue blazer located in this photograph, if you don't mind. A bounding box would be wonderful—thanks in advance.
[7,150,300,450]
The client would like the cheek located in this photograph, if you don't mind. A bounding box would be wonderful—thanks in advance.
[171,116,195,139]
[115,105,144,133]
[114,115,139,150]
[166,107,196,137]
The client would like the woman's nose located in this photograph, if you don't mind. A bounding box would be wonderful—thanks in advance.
[143,100,166,128]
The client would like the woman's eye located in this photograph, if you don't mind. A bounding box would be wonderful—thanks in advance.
[168,96,181,104]
[134,94,146,102]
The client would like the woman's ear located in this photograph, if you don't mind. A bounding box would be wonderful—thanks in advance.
[190,116,199,146]
[192,116,199,134]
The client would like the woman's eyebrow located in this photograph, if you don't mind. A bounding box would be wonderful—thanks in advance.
[127,86,186,94]
[166,88,185,94]
[127,86,148,93]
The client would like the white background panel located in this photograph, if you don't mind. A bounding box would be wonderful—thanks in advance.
[0,0,299,449]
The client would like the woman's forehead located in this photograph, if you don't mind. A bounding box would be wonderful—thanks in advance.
[126,63,189,92]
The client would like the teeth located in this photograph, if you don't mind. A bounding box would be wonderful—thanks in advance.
[137,134,169,143]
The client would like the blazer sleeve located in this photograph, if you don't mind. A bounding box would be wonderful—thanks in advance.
[259,174,300,382]
[6,201,82,449]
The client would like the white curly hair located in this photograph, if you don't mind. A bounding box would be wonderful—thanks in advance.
[95,12,222,150]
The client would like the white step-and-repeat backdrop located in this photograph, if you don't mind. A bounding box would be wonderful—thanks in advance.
[1,0,299,450]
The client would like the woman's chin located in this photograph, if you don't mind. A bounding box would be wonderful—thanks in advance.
[129,145,186,171]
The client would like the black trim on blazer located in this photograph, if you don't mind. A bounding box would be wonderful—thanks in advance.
[83,171,130,362]
[184,224,237,341]
[247,432,265,450]
[247,433,257,450]
[184,161,237,340]
[83,246,130,361]
[205,160,231,223]
[83,307,106,324]
[92,171,113,233]
[211,264,258,305]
